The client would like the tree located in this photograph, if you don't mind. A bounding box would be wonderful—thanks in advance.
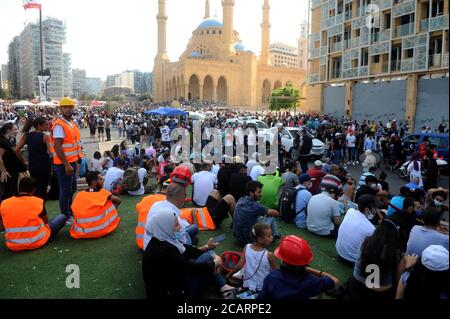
[0,88,7,99]
[269,82,300,112]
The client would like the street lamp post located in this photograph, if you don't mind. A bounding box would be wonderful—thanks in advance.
[37,6,51,102]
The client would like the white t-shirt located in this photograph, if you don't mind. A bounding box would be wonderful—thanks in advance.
[103,167,124,192]
[90,158,103,173]
[192,170,217,206]
[128,168,148,196]
[335,208,375,263]
[52,119,75,139]
[346,135,356,148]
[211,164,220,176]
[250,165,265,181]
[161,126,171,142]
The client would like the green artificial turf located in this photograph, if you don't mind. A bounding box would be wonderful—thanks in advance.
[0,188,353,299]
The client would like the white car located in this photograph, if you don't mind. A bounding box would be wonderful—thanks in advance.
[281,127,326,159]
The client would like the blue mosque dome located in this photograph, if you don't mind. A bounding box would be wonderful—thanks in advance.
[197,17,223,29]
[234,42,249,52]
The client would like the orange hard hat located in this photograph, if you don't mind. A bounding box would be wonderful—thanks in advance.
[170,165,192,187]
[274,235,313,266]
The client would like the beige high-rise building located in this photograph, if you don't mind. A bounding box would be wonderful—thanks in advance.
[269,43,299,69]
[152,0,306,109]
[306,0,449,128]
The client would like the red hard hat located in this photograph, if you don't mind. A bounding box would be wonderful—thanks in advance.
[170,165,192,187]
[274,236,313,266]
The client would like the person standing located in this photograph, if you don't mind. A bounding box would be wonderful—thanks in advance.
[98,116,105,142]
[105,117,112,142]
[298,129,313,173]
[49,98,83,224]
[346,131,357,165]
[15,117,52,200]
[116,117,124,139]
[0,123,27,201]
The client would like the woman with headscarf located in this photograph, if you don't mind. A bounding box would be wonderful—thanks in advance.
[407,152,423,188]
[142,210,237,300]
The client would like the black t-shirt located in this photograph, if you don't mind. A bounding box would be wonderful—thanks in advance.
[217,166,236,196]
[228,173,252,202]
[0,137,26,173]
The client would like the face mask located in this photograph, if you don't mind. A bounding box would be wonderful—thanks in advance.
[434,200,444,207]
[370,184,378,190]
[172,232,182,241]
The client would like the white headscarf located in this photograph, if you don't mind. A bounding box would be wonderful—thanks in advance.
[147,211,186,254]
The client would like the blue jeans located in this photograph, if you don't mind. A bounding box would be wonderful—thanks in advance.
[118,128,123,138]
[49,214,68,241]
[333,150,342,164]
[258,216,280,237]
[54,163,78,218]
[294,211,307,229]
[187,252,226,300]
[348,147,356,162]
[184,224,199,245]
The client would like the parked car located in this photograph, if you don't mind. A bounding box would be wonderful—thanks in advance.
[402,133,449,162]
[281,127,326,159]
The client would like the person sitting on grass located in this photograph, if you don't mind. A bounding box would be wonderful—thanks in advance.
[142,210,237,300]
[331,220,415,299]
[258,168,284,210]
[136,180,170,250]
[233,181,281,247]
[0,177,67,252]
[70,171,122,239]
[306,175,342,238]
[258,236,339,299]
[336,195,377,266]
[127,157,151,196]
[204,189,236,229]
[146,183,198,248]
[227,223,277,294]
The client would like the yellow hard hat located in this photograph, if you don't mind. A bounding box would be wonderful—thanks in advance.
[59,97,76,107]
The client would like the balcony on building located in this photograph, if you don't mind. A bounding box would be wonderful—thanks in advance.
[394,12,415,38]
[429,34,444,67]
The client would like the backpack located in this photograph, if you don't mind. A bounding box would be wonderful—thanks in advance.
[279,187,307,222]
[122,167,141,192]
[98,119,104,126]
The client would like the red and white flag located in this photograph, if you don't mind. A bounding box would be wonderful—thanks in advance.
[23,0,42,10]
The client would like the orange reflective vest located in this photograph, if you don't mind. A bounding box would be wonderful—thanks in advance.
[70,189,120,239]
[135,193,167,250]
[0,196,50,252]
[49,118,83,165]
[180,208,216,231]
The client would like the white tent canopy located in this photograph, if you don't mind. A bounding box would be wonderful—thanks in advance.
[38,101,57,107]
[12,100,35,107]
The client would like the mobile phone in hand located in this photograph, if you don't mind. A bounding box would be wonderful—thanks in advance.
[212,234,226,244]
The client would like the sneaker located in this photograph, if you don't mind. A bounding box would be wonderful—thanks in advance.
[66,217,74,226]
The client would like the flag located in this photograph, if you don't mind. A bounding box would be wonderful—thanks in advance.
[23,0,41,10]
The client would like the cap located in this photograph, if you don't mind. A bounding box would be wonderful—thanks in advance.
[314,160,323,167]
[321,174,343,192]
[421,245,449,272]
[299,174,312,184]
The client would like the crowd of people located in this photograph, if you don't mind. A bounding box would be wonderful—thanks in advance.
[0,97,448,300]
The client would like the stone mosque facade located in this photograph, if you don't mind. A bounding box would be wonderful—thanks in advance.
[152,0,307,110]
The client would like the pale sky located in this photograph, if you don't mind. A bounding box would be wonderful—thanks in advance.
[0,0,308,80]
